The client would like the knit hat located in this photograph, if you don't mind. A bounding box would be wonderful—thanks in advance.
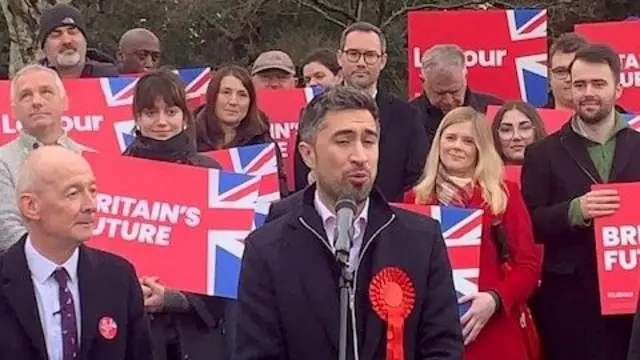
[37,3,87,48]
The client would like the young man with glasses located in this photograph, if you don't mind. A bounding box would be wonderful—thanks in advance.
[545,33,589,110]
[292,22,429,203]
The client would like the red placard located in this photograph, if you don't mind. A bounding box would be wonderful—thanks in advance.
[575,21,640,113]
[407,9,548,107]
[486,105,573,134]
[593,182,640,315]
[85,152,257,296]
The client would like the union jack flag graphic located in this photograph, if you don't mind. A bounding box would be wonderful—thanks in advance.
[205,143,281,202]
[393,203,483,316]
[207,230,251,298]
[507,9,549,107]
[205,168,262,298]
[623,113,640,131]
[99,68,211,107]
[113,120,135,152]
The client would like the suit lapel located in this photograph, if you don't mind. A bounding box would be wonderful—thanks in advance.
[610,129,637,182]
[1,237,48,360]
[78,246,101,358]
[560,126,603,183]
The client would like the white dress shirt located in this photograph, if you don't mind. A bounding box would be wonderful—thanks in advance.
[24,237,82,360]
[314,192,369,272]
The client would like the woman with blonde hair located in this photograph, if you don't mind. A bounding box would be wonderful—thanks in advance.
[405,107,541,360]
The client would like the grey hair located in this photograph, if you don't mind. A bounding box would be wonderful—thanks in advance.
[10,64,66,103]
[420,44,466,72]
[298,85,379,143]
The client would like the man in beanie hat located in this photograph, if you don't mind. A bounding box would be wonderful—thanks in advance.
[251,50,297,89]
[38,3,118,78]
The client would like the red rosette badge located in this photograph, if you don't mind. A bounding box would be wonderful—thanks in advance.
[369,267,416,360]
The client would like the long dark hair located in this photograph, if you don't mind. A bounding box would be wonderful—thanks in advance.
[196,65,268,149]
[131,67,196,148]
[491,101,547,161]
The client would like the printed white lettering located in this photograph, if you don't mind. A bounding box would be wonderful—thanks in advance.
[603,249,640,271]
[620,72,640,88]
[270,122,298,141]
[94,193,202,247]
[620,54,640,70]
[0,114,104,135]
[412,47,507,68]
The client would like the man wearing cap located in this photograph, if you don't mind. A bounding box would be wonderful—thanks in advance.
[251,50,297,90]
[38,3,119,79]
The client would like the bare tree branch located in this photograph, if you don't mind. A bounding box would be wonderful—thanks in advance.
[375,0,387,27]
[310,0,357,23]
[295,0,347,28]
[380,0,501,30]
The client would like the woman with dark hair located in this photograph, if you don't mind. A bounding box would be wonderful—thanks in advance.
[300,48,342,87]
[195,65,288,196]
[491,101,547,164]
[125,68,230,360]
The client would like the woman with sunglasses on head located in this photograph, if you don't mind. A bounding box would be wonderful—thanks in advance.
[125,68,230,360]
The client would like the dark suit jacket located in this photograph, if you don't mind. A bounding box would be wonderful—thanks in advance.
[0,235,153,360]
[522,120,640,360]
[264,189,304,224]
[293,91,430,202]
[410,88,503,142]
[233,185,463,360]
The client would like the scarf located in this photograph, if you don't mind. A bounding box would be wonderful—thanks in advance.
[435,166,474,208]
[123,130,195,165]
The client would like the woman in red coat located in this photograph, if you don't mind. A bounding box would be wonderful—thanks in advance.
[406,106,541,360]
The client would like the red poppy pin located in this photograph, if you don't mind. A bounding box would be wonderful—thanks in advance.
[98,316,118,340]
[369,267,416,360]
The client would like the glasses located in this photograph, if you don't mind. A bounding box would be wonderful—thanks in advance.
[341,49,383,65]
[498,124,536,140]
[551,66,570,80]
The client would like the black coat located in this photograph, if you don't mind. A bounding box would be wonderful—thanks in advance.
[0,235,153,360]
[522,120,640,360]
[233,185,463,360]
[293,92,429,202]
[410,88,503,142]
[123,133,231,360]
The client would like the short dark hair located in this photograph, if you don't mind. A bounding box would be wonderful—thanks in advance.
[568,43,621,84]
[133,67,193,130]
[298,85,379,143]
[300,48,341,75]
[339,22,386,53]
[549,33,588,65]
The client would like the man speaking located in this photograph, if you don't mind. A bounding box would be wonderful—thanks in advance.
[233,85,462,360]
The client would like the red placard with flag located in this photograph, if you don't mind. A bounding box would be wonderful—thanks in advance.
[257,86,322,159]
[408,9,548,107]
[392,203,483,316]
[204,143,281,202]
[593,182,640,315]
[0,68,210,151]
[575,21,640,113]
[85,152,258,298]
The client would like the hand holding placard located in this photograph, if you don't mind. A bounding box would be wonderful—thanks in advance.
[579,189,620,220]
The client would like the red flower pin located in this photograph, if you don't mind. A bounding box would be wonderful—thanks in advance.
[369,267,416,360]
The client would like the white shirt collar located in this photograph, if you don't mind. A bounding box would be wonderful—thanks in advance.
[24,236,79,285]
[313,191,370,231]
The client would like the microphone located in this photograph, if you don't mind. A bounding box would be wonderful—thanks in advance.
[334,197,357,267]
